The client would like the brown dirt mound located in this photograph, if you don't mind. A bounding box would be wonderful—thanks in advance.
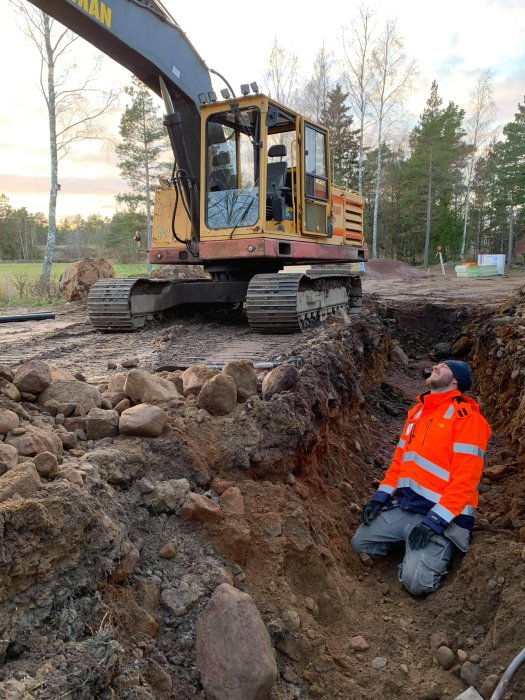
[364,258,428,279]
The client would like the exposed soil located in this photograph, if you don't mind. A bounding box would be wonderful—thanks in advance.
[1,263,525,699]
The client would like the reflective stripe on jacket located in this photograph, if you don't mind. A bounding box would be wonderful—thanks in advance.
[372,389,491,533]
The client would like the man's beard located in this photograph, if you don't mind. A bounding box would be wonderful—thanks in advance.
[426,374,452,391]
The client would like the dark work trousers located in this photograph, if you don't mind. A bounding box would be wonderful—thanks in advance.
[351,506,456,596]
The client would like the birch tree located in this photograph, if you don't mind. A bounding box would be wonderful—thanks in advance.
[459,70,496,260]
[341,5,376,195]
[301,44,334,122]
[10,2,119,282]
[369,19,416,258]
[263,38,299,108]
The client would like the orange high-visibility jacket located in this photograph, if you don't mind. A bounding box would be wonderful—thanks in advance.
[372,389,491,533]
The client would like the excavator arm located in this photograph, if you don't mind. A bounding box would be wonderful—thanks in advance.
[25,0,213,212]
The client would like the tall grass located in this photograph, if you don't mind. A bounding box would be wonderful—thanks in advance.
[0,262,151,308]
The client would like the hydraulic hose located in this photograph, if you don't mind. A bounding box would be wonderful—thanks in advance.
[490,646,525,700]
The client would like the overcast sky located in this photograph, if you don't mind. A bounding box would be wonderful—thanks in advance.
[0,0,524,219]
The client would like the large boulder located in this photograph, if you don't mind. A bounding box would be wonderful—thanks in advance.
[0,444,18,469]
[13,361,51,394]
[59,258,114,301]
[123,369,181,404]
[197,374,237,416]
[261,364,300,400]
[196,583,277,700]
[0,410,20,435]
[221,361,258,402]
[38,381,104,415]
[5,425,63,457]
[108,374,127,393]
[48,365,77,382]
[180,493,222,523]
[0,462,42,503]
[119,404,169,437]
[0,365,14,383]
[0,379,21,402]
[86,408,119,440]
[181,365,217,397]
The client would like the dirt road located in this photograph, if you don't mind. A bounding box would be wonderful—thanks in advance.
[2,264,524,375]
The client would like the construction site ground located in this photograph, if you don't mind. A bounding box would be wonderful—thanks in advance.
[1,259,525,700]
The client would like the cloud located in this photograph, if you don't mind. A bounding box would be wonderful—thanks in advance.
[0,174,126,196]
[449,33,460,50]
[437,54,465,72]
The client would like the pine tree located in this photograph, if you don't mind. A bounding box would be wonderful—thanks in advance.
[470,144,503,255]
[405,81,468,264]
[496,100,525,263]
[362,145,404,258]
[321,84,359,189]
[116,77,170,266]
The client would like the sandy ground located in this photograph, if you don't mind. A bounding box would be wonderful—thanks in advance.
[2,264,525,375]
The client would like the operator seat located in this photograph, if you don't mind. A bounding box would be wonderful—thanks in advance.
[266,144,287,196]
[266,144,288,219]
[209,151,232,191]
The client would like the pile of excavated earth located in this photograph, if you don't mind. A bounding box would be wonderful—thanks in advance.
[1,270,525,699]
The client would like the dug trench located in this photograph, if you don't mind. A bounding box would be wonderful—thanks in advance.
[0,287,525,699]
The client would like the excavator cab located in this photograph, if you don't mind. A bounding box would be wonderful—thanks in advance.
[200,96,304,238]
[152,92,365,274]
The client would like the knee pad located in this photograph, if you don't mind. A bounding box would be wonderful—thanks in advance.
[399,553,446,597]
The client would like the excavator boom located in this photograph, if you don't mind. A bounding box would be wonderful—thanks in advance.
[26,0,212,185]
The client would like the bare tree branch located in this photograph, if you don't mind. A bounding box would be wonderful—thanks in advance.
[460,70,497,259]
[9,1,120,279]
[263,38,300,109]
[368,18,417,258]
[340,4,377,194]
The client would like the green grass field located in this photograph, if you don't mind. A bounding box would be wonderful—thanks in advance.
[0,262,149,280]
[0,262,151,308]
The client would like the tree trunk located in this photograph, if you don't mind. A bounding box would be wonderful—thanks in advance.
[460,171,473,261]
[372,131,383,259]
[358,114,365,196]
[41,13,58,281]
[508,198,514,266]
[423,144,433,267]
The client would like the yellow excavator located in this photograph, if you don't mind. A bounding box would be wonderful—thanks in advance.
[27,0,367,333]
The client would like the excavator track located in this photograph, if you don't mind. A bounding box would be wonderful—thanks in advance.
[87,276,251,332]
[87,278,145,331]
[87,271,362,334]
[245,269,363,334]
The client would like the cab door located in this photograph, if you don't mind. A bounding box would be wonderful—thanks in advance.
[302,123,331,235]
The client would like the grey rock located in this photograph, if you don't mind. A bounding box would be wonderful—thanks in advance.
[460,661,481,688]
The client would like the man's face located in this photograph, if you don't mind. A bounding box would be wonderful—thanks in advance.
[426,363,457,392]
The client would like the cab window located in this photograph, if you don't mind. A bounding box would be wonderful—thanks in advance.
[304,125,328,201]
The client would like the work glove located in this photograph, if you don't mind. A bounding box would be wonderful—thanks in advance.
[361,501,383,526]
[408,523,434,550]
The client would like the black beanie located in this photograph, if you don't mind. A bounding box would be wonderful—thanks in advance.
[444,360,472,393]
